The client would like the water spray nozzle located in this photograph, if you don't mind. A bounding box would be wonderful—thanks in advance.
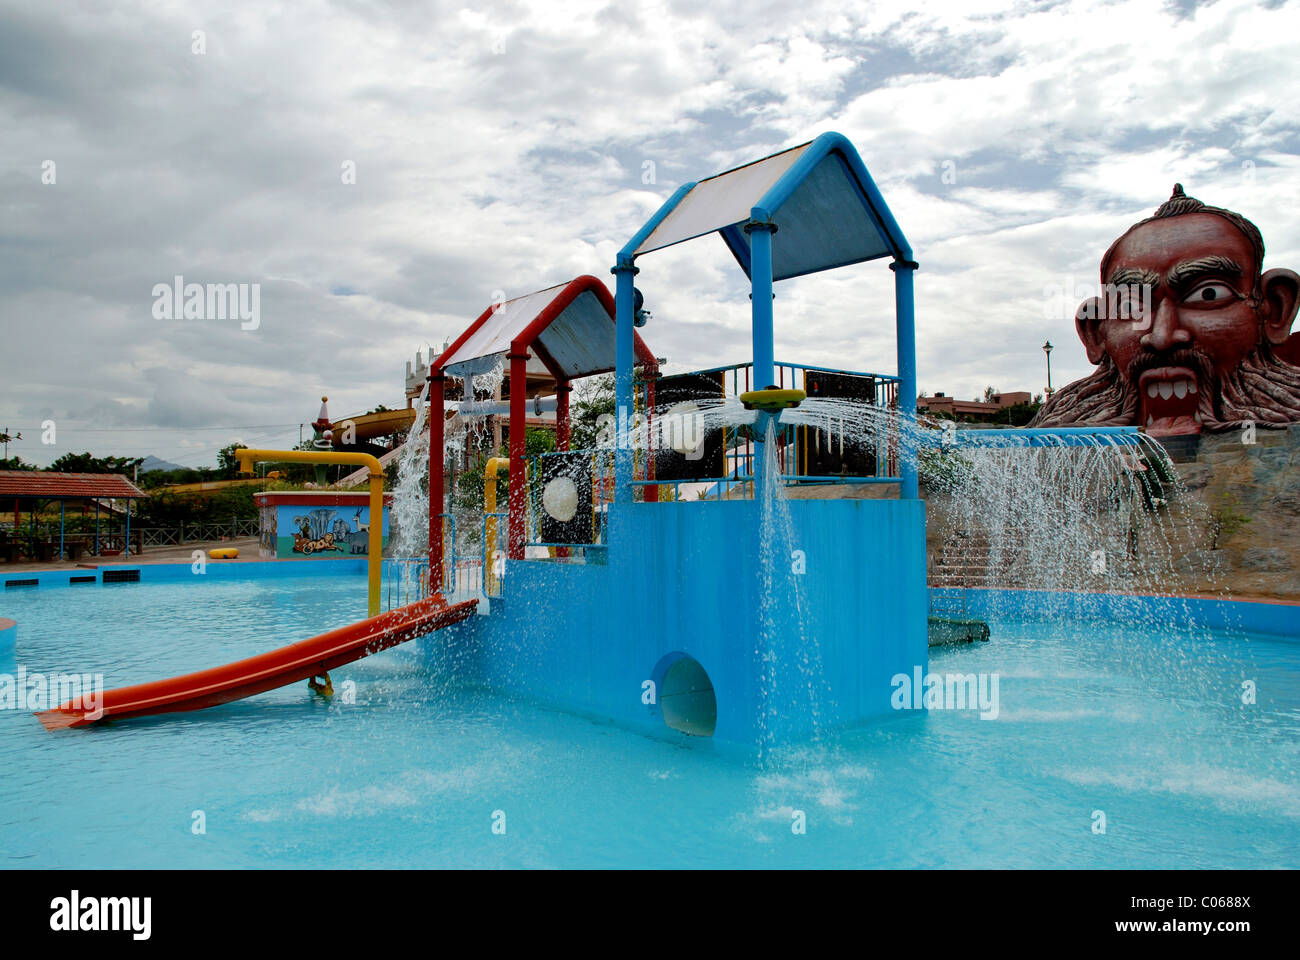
[739,386,807,413]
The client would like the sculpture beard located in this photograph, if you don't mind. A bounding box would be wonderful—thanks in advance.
[1031,342,1300,435]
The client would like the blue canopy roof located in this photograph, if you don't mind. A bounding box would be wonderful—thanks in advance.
[620,132,913,281]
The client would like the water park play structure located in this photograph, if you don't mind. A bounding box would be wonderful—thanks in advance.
[41,131,1161,744]
[410,131,1146,746]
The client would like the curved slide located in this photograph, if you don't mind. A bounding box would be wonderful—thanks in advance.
[331,408,417,443]
[36,594,477,730]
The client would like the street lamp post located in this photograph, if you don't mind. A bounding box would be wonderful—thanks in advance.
[1042,340,1054,395]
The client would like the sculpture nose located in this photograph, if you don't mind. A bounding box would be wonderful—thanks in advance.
[1141,298,1190,351]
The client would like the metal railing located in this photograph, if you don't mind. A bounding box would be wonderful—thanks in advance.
[445,359,904,581]
[420,511,503,601]
[135,519,260,546]
[686,359,901,484]
[383,558,430,609]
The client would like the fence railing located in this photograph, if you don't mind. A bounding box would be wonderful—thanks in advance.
[414,512,503,602]
[691,359,901,483]
[137,519,260,545]
[517,356,903,522]
[383,558,430,609]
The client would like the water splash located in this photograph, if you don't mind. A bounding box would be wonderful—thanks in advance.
[754,415,831,758]
[388,383,431,559]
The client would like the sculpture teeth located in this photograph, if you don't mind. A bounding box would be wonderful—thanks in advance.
[1188,380,1198,394]
[1146,383,1158,398]
[1173,381,1188,399]
[1194,411,1202,423]
[1146,415,1154,427]
[1158,382,1173,400]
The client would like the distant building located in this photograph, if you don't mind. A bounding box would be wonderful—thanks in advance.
[918,391,1033,421]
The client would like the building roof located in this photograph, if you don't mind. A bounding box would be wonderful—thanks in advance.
[434,275,656,382]
[622,131,913,281]
[0,471,148,500]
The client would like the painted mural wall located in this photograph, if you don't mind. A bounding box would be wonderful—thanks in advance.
[255,495,390,559]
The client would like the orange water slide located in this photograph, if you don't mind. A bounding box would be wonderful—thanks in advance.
[36,594,477,730]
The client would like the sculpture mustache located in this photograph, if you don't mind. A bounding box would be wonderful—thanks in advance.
[1122,345,1215,391]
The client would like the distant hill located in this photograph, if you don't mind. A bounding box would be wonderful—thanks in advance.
[140,455,187,473]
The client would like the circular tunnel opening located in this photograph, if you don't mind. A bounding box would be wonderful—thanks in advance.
[659,655,717,737]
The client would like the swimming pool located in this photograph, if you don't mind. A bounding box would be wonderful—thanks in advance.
[1,572,1296,868]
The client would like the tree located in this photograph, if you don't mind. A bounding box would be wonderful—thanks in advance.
[217,443,249,480]
[47,452,143,474]
[525,427,556,459]
[991,400,1043,426]
[0,428,22,461]
[569,374,615,450]
[136,466,213,489]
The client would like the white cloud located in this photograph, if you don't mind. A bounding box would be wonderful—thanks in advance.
[0,0,1296,463]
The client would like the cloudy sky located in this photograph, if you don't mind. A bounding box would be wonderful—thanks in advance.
[2,0,1297,468]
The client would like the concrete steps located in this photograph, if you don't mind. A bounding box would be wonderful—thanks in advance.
[928,531,1014,588]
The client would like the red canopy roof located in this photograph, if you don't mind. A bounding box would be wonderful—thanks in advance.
[0,471,147,500]
[434,275,657,381]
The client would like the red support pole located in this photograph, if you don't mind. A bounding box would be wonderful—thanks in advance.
[507,349,529,560]
[644,373,659,502]
[428,371,446,588]
[555,379,572,559]
[556,379,571,452]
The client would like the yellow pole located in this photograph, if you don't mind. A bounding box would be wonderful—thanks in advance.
[236,449,385,617]
[483,457,509,594]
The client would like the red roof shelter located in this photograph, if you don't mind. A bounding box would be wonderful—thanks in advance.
[0,471,147,561]
[0,471,146,500]
[428,275,657,570]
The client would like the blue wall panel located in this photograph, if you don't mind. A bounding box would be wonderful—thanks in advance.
[473,498,928,744]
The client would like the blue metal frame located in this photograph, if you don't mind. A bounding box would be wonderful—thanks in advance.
[613,132,919,516]
[891,260,918,498]
[752,132,913,261]
[615,181,698,503]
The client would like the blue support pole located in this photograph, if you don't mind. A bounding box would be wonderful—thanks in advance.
[59,500,64,561]
[890,259,919,499]
[747,221,776,389]
[747,220,776,499]
[612,261,638,508]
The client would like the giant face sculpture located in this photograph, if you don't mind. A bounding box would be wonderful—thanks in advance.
[1031,186,1300,437]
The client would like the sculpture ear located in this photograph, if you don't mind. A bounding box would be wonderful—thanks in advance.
[1075,297,1107,365]
[1260,268,1299,345]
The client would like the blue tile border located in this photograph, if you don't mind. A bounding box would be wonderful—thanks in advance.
[962,587,1298,640]
[2,558,367,590]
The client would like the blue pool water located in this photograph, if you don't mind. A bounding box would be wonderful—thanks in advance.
[1,574,1296,868]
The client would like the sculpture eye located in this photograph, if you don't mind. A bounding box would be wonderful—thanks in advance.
[1182,281,1235,306]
